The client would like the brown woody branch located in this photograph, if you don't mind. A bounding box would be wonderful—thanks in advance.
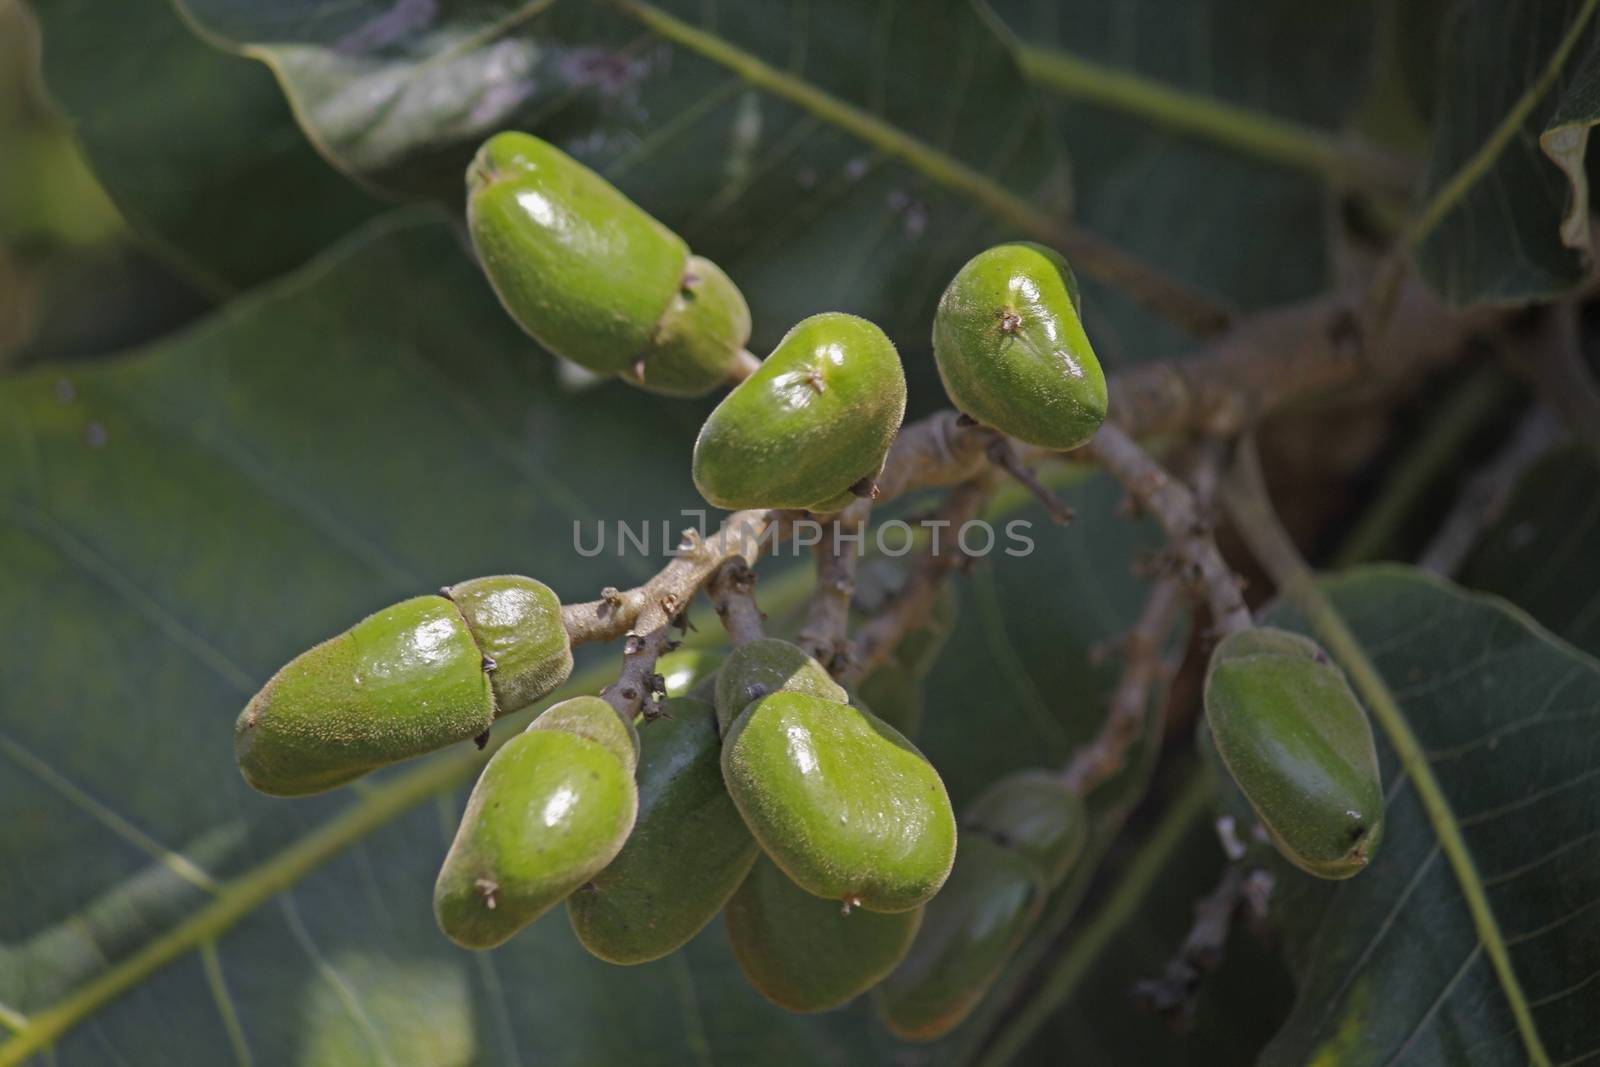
[795,499,871,670]
[1133,863,1275,1031]
[1087,424,1252,636]
[844,476,998,683]
[706,558,766,645]
[1060,578,1186,795]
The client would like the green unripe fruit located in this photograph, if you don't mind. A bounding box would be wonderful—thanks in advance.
[468,132,686,376]
[527,694,639,772]
[620,256,752,397]
[568,699,758,964]
[1203,628,1384,879]
[434,700,639,949]
[722,691,957,912]
[963,770,1088,888]
[932,242,1107,450]
[655,646,726,700]
[713,637,847,735]
[875,836,1043,1041]
[236,595,493,797]
[467,133,748,395]
[447,575,572,714]
[724,856,923,1013]
[693,312,907,510]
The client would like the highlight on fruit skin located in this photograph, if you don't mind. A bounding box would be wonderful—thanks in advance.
[932,241,1107,450]
[567,698,758,965]
[1203,627,1385,879]
[466,131,750,395]
[721,689,957,913]
[724,855,924,1013]
[692,312,907,511]
[234,576,573,797]
[434,698,639,950]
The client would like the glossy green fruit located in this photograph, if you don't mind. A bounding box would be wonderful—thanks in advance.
[528,694,639,772]
[722,691,956,912]
[620,255,752,397]
[655,646,726,700]
[448,575,573,714]
[468,131,685,376]
[875,835,1043,1041]
[725,856,923,1013]
[963,770,1088,888]
[236,595,493,797]
[434,701,639,949]
[932,242,1107,450]
[1204,627,1384,879]
[467,133,748,395]
[713,638,847,735]
[693,312,907,510]
[568,699,758,964]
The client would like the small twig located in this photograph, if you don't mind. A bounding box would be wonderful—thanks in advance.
[1132,863,1274,1031]
[1060,578,1185,795]
[795,499,869,670]
[1418,406,1561,577]
[598,623,678,722]
[728,347,762,383]
[844,476,996,683]
[706,559,766,646]
[987,438,1074,524]
[1088,423,1251,636]
[560,509,781,645]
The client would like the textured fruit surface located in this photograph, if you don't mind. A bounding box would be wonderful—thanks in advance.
[236,595,492,796]
[724,856,922,1013]
[932,242,1107,450]
[722,691,956,912]
[467,131,686,374]
[713,638,847,735]
[568,699,757,964]
[448,574,572,714]
[963,770,1088,888]
[529,695,640,772]
[655,646,725,700]
[621,255,751,397]
[434,726,637,949]
[693,312,906,510]
[1204,628,1384,879]
[876,836,1042,1040]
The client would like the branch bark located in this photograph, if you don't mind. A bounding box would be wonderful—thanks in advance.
[1087,424,1252,636]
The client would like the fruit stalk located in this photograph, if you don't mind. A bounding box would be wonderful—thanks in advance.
[707,558,766,646]
[1086,423,1251,635]
[1059,577,1186,795]
[794,499,870,669]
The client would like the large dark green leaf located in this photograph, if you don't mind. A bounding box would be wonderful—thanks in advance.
[166,0,1067,347]
[0,210,1172,1064]
[32,0,382,293]
[1460,447,1600,656]
[1415,0,1600,306]
[1254,566,1600,1066]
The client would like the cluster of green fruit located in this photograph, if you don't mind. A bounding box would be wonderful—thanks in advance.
[468,131,1109,516]
[233,129,1387,1036]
